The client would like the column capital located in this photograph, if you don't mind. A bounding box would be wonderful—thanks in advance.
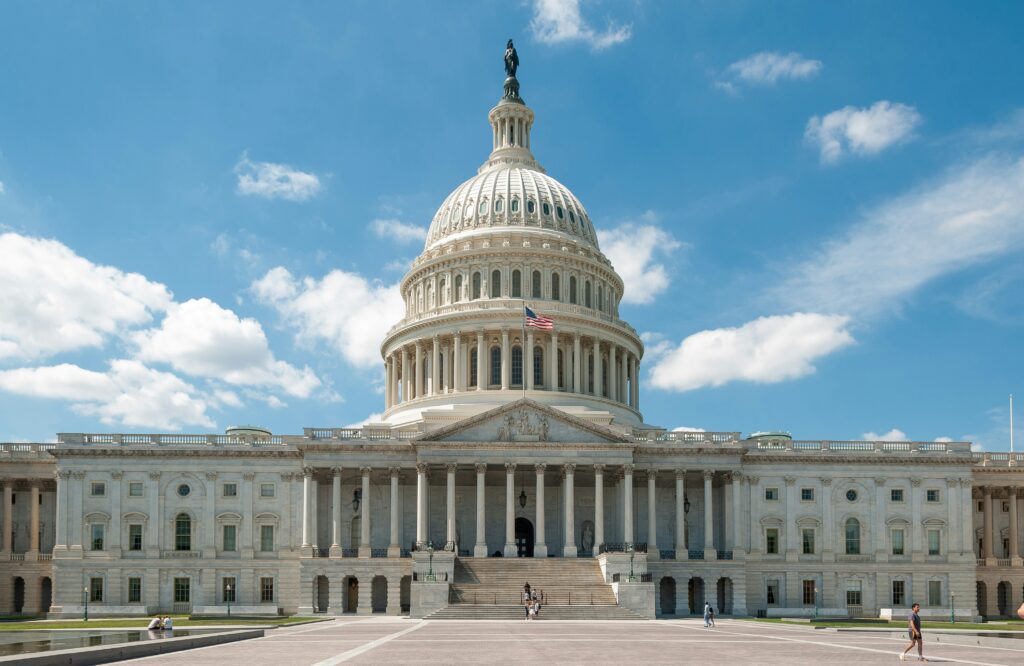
[593,463,604,474]
[820,477,831,486]
[416,462,429,474]
[784,476,796,486]
[564,463,576,474]
[731,471,744,482]
[946,477,960,488]
[646,469,657,480]
[302,467,314,478]
[910,477,923,488]
[445,463,458,474]
[57,470,72,480]
[1008,485,1020,496]
[535,463,547,474]
[360,466,372,477]
[243,472,256,481]
[702,469,715,481]
[332,466,343,476]
[415,340,423,350]
[280,472,294,481]
[960,478,973,488]
[204,472,218,481]
[474,463,487,474]
[505,462,517,473]
[873,477,887,486]
[111,471,124,480]
[675,469,686,480]
[622,463,634,475]
[747,475,760,486]
[389,467,402,478]
[147,471,161,481]
[433,334,440,342]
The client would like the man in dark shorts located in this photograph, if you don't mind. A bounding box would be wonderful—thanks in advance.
[899,602,925,661]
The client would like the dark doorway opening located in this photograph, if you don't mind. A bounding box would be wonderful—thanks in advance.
[515,517,534,557]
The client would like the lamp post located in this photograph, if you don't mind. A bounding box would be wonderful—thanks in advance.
[627,543,635,582]
[814,586,819,621]
[226,583,232,618]
[427,541,435,581]
[83,586,89,622]
[951,592,955,624]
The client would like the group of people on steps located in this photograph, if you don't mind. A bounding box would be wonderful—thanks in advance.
[522,582,543,620]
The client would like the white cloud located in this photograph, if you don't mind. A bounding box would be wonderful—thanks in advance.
[370,218,427,245]
[132,298,321,398]
[0,182,5,195]
[672,426,706,433]
[530,0,631,51]
[0,360,214,430]
[723,51,822,87]
[0,233,172,361]
[862,428,907,441]
[597,216,682,305]
[934,436,953,442]
[805,101,922,164]
[774,155,1024,318]
[649,313,854,392]
[252,266,404,369]
[234,153,321,201]
[345,412,385,428]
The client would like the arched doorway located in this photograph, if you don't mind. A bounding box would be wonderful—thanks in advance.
[315,575,329,613]
[976,581,988,617]
[400,575,412,614]
[997,581,1010,617]
[40,578,52,614]
[717,577,732,615]
[372,576,387,613]
[659,577,676,616]
[515,517,534,557]
[688,577,704,614]
[13,578,24,615]
[346,577,359,613]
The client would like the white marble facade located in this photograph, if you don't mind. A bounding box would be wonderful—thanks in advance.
[1,68,1022,622]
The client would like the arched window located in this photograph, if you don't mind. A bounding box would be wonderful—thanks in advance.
[454,275,463,302]
[427,282,434,308]
[601,359,608,397]
[511,198,520,213]
[532,271,542,298]
[569,276,577,304]
[533,346,544,387]
[527,200,536,214]
[469,349,478,388]
[598,285,604,311]
[491,270,501,298]
[557,349,564,389]
[587,354,594,393]
[585,281,592,308]
[556,206,563,219]
[478,200,487,215]
[511,346,523,386]
[471,272,481,300]
[551,273,560,301]
[494,198,503,213]
[542,202,551,217]
[845,518,861,555]
[511,270,522,298]
[490,346,501,386]
[438,277,446,306]
[175,513,192,551]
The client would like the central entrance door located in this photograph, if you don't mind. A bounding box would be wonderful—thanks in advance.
[515,517,534,557]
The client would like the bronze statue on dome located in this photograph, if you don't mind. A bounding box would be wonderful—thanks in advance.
[504,39,519,78]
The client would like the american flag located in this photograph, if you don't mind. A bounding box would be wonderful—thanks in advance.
[524,306,554,331]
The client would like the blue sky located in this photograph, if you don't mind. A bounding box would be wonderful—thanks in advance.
[0,1,1022,448]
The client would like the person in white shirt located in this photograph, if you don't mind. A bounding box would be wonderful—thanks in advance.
[146,616,162,630]
[162,616,174,631]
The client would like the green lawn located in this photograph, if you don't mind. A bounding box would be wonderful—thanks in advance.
[746,618,1024,632]
[0,616,324,631]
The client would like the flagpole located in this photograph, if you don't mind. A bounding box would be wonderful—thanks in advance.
[1011,394,1015,453]
[522,299,527,399]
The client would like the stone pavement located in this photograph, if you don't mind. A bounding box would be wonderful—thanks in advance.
[118,617,1024,665]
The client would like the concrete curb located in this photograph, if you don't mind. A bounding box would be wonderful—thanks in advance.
[0,628,264,665]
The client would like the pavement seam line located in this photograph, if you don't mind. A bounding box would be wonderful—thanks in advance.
[310,620,428,666]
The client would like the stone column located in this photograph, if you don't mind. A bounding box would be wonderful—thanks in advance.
[1010,486,1021,563]
[146,471,160,555]
[0,481,9,554]
[526,331,535,390]
[983,486,994,559]
[202,472,215,555]
[563,464,577,557]
[961,479,974,556]
[582,340,591,394]
[475,331,485,391]
[504,463,517,557]
[414,342,424,399]
[301,468,312,550]
[630,355,639,409]
[731,472,744,556]
[453,333,463,392]
[594,464,605,554]
[549,330,558,391]
[911,478,924,561]
[474,464,488,557]
[443,342,451,393]
[242,472,255,557]
[388,468,401,557]
[359,467,371,557]
[445,464,456,547]
[608,343,617,402]
[416,463,428,547]
[386,576,402,616]
[594,341,603,397]
[946,478,961,556]
[431,336,440,396]
[53,472,68,552]
[29,482,40,554]
[400,348,410,403]
[534,464,547,557]
[331,468,342,557]
[675,470,687,560]
[385,356,393,408]
[572,333,581,393]
[500,328,510,390]
[703,470,716,560]
[874,477,888,561]
[784,477,797,560]
[623,464,634,544]
[647,470,658,558]
[821,478,834,561]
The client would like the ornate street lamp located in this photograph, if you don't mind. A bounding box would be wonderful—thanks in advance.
[83,585,89,622]
[426,541,435,581]
[519,488,527,509]
[626,543,636,582]
[814,586,819,620]
[226,583,232,618]
[352,489,361,513]
[951,592,955,624]
[684,493,690,514]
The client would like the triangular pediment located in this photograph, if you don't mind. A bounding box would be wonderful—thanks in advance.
[415,399,630,444]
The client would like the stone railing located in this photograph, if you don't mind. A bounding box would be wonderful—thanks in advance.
[305,427,419,442]
[973,452,1024,467]
[633,431,741,445]
[0,443,57,457]
[161,550,202,559]
[59,433,285,447]
[749,440,972,454]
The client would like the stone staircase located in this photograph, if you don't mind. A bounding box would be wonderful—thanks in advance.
[425,557,646,621]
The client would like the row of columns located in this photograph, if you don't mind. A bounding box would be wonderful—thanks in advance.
[301,467,403,558]
[384,331,640,411]
[0,479,44,555]
[980,486,1022,562]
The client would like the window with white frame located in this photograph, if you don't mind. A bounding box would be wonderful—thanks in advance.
[260,525,275,552]
[928,580,942,606]
[128,482,143,497]
[928,529,941,556]
[891,528,905,556]
[845,518,861,555]
[803,580,816,606]
[926,489,940,503]
[890,488,904,502]
[223,483,237,498]
[260,483,275,498]
[89,577,104,602]
[765,528,779,554]
[223,524,237,552]
[260,577,275,603]
[90,482,106,497]
[766,579,779,605]
[892,580,906,606]
[222,576,236,603]
[846,580,862,606]
[127,576,142,603]
[128,524,143,551]
[90,523,105,551]
[801,488,815,501]
[802,528,815,554]
[765,487,779,501]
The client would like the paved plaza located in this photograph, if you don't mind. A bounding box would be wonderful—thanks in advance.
[117,618,1024,665]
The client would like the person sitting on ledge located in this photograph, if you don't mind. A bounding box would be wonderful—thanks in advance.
[162,616,174,631]
[147,616,162,630]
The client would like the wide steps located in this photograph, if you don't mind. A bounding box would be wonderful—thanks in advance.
[425,604,647,621]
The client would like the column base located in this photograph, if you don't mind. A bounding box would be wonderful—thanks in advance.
[300,545,313,558]
[704,548,717,561]
[648,548,659,561]
[503,543,518,558]
[358,546,371,559]
[1012,557,1023,567]
[534,544,548,558]
[329,544,342,558]
[388,545,401,558]
[25,550,39,562]
[562,545,577,558]
[674,549,688,561]
[474,545,489,558]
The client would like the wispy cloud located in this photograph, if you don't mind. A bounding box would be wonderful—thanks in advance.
[234,152,321,201]
[717,51,822,93]
[370,218,427,245]
[597,213,683,305]
[805,101,922,164]
[862,428,907,441]
[530,0,631,51]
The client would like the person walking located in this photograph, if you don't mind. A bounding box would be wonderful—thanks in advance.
[523,589,531,620]
[900,603,926,661]
[708,605,716,628]
[703,601,711,628]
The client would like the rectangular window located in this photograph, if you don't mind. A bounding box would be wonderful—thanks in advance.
[927,489,940,503]
[892,580,906,606]
[223,525,237,552]
[90,577,104,602]
[766,580,779,605]
[765,488,779,501]
[765,528,779,554]
[1002,501,1010,512]
[222,577,236,603]
[129,524,143,551]
[891,488,904,502]
[802,580,816,606]
[891,528,905,556]
[260,525,275,552]
[260,483,275,498]
[128,482,143,497]
[846,581,862,606]
[90,523,105,551]
[90,482,106,497]
[928,580,942,606]
[928,529,941,556]
[802,528,815,554]
[127,577,141,603]
[260,577,275,603]
[223,483,238,498]
[801,488,814,501]
[977,500,984,512]
[173,577,190,603]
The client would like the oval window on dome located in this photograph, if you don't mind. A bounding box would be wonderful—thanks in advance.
[527,200,536,214]
[542,202,551,217]
[569,210,576,224]
[494,199,503,213]
[511,198,520,213]
[479,201,487,215]
[556,206,563,219]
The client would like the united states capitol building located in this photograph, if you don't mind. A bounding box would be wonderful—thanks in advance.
[2,50,1023,622]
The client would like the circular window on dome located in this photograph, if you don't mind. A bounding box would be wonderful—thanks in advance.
[556,206,563,219]
[177,483,191,497]
[845,489,858,502]
[542,202,551,216]
[527,200,535,214]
